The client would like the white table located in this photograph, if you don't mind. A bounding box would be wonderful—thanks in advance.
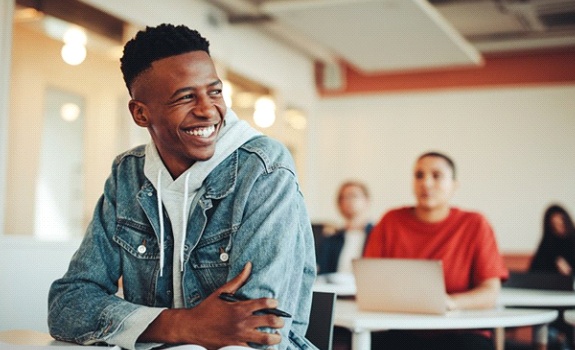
[0,330,106,348]
[499,288,575,307]
[334,299,558,350]
[313,274,357,299]
[564,310,575,324]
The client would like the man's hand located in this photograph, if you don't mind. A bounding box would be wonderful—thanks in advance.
[139,262,285,349]
[446,277,501,311]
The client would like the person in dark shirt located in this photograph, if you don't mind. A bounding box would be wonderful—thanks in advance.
[316,180,372,275]
[530,204,575,275]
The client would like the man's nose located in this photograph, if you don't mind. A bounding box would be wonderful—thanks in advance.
[192,96,217,117]
[422,175,434,187]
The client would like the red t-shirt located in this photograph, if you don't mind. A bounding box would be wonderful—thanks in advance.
[364,207,509,294]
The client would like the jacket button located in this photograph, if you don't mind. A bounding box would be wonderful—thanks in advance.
[137,245,147,254]
[220,252,229,262]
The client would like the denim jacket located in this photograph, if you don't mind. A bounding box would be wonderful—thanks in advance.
[48,136,317,349]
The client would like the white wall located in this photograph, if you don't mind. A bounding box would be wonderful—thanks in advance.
[0,0,13,240]
[0,237,82,331]
[306,85,575,253]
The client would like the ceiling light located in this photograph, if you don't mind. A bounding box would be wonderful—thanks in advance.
[63,26,87,46]
[253,96,276,128]
[60,102,81,122]
[61,26,87,65]
[61,43,86,65]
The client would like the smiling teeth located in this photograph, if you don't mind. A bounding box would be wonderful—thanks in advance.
[187,125,215,137]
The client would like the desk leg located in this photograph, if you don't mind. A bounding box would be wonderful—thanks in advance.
[494,327,505,350]
[351,329,371,350]
[533,324,548,350]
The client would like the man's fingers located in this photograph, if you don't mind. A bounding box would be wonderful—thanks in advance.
[219,261,252,294]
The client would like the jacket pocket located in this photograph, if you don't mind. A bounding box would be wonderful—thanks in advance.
[113,219,169,306]
[189,228,233,292]
[114,219,161,259]
[190,228,233,269]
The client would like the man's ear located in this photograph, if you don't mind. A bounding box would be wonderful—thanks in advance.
[450,179,460,197]
[129,100,149,127]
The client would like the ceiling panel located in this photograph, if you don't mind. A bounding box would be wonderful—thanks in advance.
[207,0,575,73]
[264,0,483,72]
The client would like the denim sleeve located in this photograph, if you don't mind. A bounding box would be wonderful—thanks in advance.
[47,170,163,349]
[228,165,317,350]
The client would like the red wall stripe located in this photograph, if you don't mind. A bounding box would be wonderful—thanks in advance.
[316,48,575,96]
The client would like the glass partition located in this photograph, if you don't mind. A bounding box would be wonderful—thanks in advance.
[34,87,85,240]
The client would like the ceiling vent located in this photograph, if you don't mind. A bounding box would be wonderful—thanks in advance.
[499,0,575,31]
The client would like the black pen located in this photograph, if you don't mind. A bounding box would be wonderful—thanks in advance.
[219,292,292,318]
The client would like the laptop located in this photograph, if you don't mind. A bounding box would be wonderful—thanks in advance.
[352,258,447,315]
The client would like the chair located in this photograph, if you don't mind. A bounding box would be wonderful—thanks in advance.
[305,291,336,350]
[311,223,326,258]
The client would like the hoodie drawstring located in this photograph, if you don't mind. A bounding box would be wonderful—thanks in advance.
[157,169,165,277]
[181,172,191,272]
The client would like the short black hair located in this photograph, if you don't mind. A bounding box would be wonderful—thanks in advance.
[417,151,456,180]
[120,23,210,94]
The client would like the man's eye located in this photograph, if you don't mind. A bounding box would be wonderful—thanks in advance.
[179,94,194,100]
[209,89,222,96]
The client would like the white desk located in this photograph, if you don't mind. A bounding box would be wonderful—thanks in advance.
[313,274,356,297]
[564,310,575,325]
[0,330,107,348]
[334,300,558,350]
[499,288,575,307]
[315,282,575,307]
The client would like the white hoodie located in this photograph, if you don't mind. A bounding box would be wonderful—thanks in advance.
[143,108,260,307]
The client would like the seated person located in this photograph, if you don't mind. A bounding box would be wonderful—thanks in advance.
[48,24,316,350]
[530,204,575,276]
[528,204,575,348]
[316,180,373,275]
[364,151,509,350]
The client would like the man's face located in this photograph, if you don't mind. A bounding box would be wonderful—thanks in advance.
[129,51,226,178]
[413,156,456,211]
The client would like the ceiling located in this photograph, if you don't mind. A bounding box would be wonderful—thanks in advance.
[206,0,575,73]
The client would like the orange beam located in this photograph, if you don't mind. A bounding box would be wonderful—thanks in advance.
[316,48,575,96]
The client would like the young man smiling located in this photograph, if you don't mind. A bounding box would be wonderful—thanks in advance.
[48,24,317,350]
